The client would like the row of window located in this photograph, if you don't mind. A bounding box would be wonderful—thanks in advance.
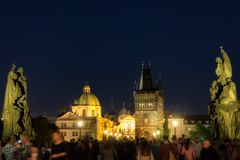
[138,103,154,107]
[60,131,79,137]
[184,120,210,124]
[74,109,97,117]
[60,122,94,128]
[61,123,81,128]
[135,96,156,100]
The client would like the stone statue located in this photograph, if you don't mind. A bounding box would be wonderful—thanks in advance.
[163,114,169,136]
[209,47,240,140]
[2,64,33,139]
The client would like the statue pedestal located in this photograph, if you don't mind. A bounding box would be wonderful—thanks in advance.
[215,102,240,139]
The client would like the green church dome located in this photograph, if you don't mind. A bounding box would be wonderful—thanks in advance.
[73,85,100,106]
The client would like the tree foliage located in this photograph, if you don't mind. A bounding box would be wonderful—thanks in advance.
[189,124,211,140]
[32,116,58,147]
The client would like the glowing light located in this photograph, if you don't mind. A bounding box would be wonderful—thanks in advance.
[156,131,160,135]
[104,130,108,135]
[153,132,156,137]
[109,132,113,136]
[78,120,83,127]
[172,120,178,127]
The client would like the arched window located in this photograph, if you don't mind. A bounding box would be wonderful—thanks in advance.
[82,109,86,117]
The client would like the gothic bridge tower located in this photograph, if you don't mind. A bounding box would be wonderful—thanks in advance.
[134,63,164,139]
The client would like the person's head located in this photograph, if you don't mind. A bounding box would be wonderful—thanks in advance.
[172,135,177,141]
[70,138,75,144]
[89,141,93,149]
[203,140,211,149]
[4,136,12,144]
[195,137,199,143]
[141,139,148,148]
[103,141,111,149]
[163,135,168,141]
[52,131,63,143]
[224,138,231,144]
[21,135,30,144]
[218,144,227,152]
[184,138,191,150]
[181,134,185,139]
[44,141,50,148]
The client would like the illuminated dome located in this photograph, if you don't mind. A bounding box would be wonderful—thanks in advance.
[73,85,100,106]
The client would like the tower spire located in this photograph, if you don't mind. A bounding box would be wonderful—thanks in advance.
[138,62,153,91]
[148,61,151,68]
[142,61,144,69]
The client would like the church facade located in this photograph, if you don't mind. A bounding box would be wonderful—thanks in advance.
[55,85,114,141]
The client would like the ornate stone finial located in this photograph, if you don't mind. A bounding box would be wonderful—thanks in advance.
[11,64,16,70]
[141,61,144,69]
[148,61,151,68]
[220,46,223,50]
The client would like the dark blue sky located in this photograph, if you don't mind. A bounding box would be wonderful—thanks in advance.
[0,0,240,116]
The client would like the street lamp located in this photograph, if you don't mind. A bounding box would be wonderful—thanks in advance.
[103,130,108,140]
[153,132,156,138]
[109,132,113,136]
[78,120,83,139]
[172,119,178,137]
[156,130,160,139]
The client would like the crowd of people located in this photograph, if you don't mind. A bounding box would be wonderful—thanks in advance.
[1,131,240,160]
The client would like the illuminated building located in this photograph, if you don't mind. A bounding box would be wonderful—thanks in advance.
[167,114,210,138]
[55,67,210,141]
[55,85,113,141]
[134,64,164,138]
[117,107,135,138]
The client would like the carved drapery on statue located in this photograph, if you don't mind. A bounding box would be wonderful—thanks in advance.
[2,64,33,139]
[209,47,240,140]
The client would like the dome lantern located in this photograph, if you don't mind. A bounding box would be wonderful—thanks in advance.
[83,85,91,93]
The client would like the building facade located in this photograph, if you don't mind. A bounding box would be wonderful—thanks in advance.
[55,66,210,141]
[134,65,164,138]
[116,107,135,138]
[55,85,114,141]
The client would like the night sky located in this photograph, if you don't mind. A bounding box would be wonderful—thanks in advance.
[0,1,240,117]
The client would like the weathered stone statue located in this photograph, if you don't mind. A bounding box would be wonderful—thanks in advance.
[2,64,33,139]
[209,47,240,140]
[163,113,169,136]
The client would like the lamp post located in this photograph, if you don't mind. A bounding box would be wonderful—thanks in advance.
[78,120,83,139]
[104,130,108,140]
[172,119,178,137]
[156,130,160,140]
[153,132,156,138]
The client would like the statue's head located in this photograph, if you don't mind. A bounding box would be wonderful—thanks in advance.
[11,64,16,70]
[216,57,222,64]
[215,57,223,77]
[9,70,18,80]
[17,67,24,75]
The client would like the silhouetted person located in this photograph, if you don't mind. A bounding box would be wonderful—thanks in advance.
[51,131,69,160]
[200,140,219,160]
